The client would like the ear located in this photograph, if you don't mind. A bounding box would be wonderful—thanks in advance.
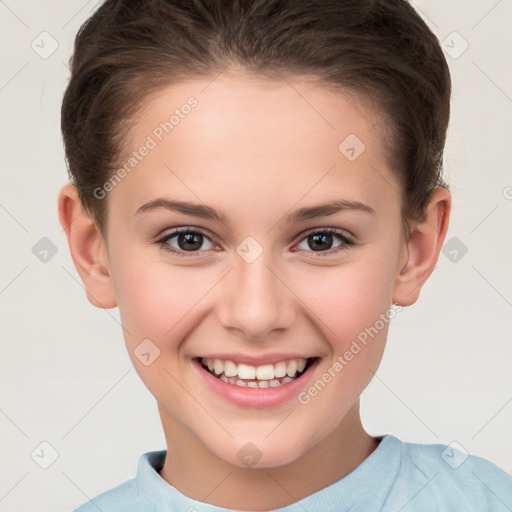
[57,183,117,309]
[392,187,451,307]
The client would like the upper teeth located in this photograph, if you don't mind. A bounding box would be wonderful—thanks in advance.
[202,357,308,380]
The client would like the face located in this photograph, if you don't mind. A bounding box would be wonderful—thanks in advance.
[102,72,407,469]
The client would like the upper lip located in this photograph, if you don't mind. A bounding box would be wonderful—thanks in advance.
[195,353,316,366]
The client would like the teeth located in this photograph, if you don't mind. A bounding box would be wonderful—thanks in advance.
[286,360,297,377]
[273,361,287,378]
[213,359,224,375]
[256,364,274,380]
[224,360,238,378]
[202,357,309,383]
[237,363,256,380]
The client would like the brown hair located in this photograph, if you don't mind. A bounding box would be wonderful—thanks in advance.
[61,0,451,237]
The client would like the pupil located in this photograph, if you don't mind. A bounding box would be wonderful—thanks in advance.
[309,233,333,251]
[178,232,202,251]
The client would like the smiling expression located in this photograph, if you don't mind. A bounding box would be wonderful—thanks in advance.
[97,71,409,468]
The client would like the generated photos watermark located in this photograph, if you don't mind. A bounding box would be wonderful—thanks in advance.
[297,304,403,405]
[93,96,198,200]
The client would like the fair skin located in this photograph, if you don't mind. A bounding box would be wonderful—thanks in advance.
[58,72,450,510]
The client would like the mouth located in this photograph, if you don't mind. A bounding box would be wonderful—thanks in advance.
[196,356,317,389]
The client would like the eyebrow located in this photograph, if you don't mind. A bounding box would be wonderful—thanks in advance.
[135,198,376,225]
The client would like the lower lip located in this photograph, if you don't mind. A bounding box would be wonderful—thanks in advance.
[192,358,319,408]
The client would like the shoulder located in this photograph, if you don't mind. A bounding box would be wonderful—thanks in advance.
[396,437,512,511]
[72,477,151,512]
[72,450,167,512]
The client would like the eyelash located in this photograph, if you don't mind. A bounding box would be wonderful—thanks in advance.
[155,226,355,258]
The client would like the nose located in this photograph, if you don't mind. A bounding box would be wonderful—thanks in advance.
[215,251,296,341]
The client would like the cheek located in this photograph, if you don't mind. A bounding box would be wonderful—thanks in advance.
[294,260,395,412]
[295,257,396,341]
[109,254,212,402]
[292,251,399,402]
[111,251,217,348]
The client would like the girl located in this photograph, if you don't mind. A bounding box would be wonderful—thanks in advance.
[58,0,512,510]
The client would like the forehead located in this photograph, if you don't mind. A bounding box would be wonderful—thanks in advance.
[110,72,400,220]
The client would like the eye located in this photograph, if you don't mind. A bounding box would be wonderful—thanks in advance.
[155,226,355,258]
[156,227,217,256]
[294,227,354,256]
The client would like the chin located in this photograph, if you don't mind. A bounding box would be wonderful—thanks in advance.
[207,433,314,470]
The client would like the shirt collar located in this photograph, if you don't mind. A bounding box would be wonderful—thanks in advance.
[135,434,401,511]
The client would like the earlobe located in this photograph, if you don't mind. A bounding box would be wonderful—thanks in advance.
[57,183,118,309]
[392,187,451,306]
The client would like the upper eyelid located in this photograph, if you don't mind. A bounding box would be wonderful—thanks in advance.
[157,226,215,243]
[297,226,353,240]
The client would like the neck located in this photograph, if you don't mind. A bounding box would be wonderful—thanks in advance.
[158,401,380,510]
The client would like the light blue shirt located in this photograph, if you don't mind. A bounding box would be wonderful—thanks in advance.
[73,434,512,511]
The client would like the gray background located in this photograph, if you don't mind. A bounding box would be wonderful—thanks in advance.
[0,1,511,510]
